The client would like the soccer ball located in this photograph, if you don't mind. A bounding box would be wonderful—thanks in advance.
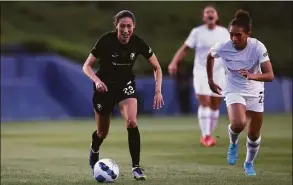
[93,158,119,183]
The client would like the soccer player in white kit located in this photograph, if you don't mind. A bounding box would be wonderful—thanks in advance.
[206,10,274,176]
[168,6,230,147]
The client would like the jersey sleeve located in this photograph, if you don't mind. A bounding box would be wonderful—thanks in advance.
[184,28,198,49]
[210,42,223,58]
[138,37,154,60]
[90,35,106,59]
[257,41,270,64]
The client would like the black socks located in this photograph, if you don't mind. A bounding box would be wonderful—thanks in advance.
[127,127,141,167]
[91,130,104,153]
[91,128,141,167]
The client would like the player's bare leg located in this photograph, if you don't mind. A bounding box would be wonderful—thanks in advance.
[243,111,263,176]
[89,110,111,169]
[196,94,215,146]
[119,98,146,180]
[227,103,247,165]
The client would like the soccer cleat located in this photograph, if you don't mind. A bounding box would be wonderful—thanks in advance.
[201,135,216,147]
[89,143,100,169]
[227,143,238,165]
[200,136,207,146]
[205,135,216,147]
[132,166,146,180]
[243,162,256,176]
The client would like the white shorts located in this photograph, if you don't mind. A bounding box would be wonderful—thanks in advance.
[193,70,225,97]
[224,93,264,112]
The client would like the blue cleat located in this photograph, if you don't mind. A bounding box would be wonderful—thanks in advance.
[132,166,146,180]
[227,143,238,165]
[243,162,256,176]
[89,144,99,170]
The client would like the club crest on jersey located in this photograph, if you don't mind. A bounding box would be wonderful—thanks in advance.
[130,53,135,60]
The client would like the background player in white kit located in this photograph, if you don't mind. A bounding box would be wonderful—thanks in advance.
[168,5,230,147]
[206,10,274,176]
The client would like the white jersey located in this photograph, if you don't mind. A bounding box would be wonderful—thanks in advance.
[210,37,270,97]
[184,25,230,75]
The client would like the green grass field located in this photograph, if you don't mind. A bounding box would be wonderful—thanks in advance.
[1,114,292,185]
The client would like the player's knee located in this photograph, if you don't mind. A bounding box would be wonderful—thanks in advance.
[233,117,246,126]
[126,118,137,128]
[97,131,108,139]
[200,102,210,107]
[210,105,218,111]
[230,117,246,131]
[210,102,220,110]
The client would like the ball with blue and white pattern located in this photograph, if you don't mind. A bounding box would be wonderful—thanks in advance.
[93,159,119,183]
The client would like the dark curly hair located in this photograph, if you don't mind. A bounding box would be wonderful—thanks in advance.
[230,9,252,34]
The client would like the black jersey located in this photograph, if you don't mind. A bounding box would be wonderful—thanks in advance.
[90,31,153,85]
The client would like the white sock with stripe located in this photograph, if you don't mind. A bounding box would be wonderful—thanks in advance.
[210,109,220,133]
[245,136,261,164]
[198,106,211,137]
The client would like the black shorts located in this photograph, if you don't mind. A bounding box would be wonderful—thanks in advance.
[92,80,137,115]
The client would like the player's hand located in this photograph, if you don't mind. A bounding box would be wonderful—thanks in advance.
[238,69,254,80]
[95,80,108,92]
[208,81,222,95]
[153,92,164,109]
[168,63,178,76]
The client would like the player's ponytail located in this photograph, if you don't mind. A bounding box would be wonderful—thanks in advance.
[230,9,252,35]
[235,10,251,24]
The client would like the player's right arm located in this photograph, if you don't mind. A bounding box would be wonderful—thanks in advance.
[206,42,223,95]
[168,28,197,76]
[83,37,108,92]
[168,44,191,76]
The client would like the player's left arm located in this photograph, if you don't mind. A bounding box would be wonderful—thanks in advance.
[247,61,274,82]
[148,54,164,109]
[239,43,274,82]
[148,54,162,94]
[139,37,164,109]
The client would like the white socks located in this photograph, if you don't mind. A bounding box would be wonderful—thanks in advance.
[198,106,220,137]
[245,136,261,164]
[228,124,261,164]
[210,109,220,133]
[228,124,240,144]
[198,106,211,137]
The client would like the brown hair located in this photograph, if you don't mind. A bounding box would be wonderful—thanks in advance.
[113,10,136,26]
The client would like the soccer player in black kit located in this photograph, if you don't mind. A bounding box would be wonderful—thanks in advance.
[82,10,164,180]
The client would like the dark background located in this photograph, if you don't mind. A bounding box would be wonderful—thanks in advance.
[1,1,292,77]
